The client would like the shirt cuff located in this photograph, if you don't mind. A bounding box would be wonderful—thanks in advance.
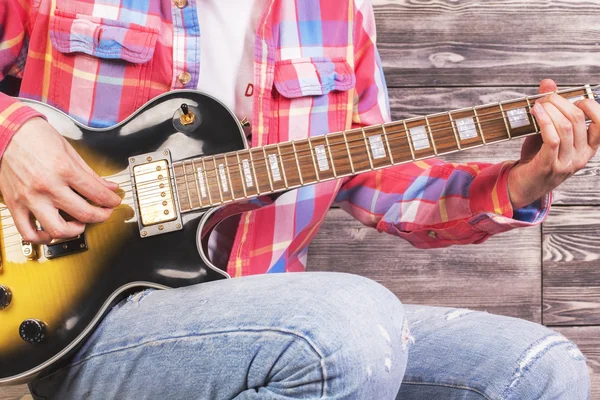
[0,95,45,158]
[468,160,551,236]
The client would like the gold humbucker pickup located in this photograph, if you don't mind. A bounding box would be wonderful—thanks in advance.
[129,150,183,238]
[133,159,177,226]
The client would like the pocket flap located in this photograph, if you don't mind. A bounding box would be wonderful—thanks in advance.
[49,10,159,64]
[273,57,355,98]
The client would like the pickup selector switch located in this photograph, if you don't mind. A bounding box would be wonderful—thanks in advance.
[0,285,11,309]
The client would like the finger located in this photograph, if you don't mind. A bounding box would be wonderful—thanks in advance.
[538,93,587,152]
[538,79,558,95]
[67,164,122,208]
[531,102,560,168]
[31,203,86,240]
[65,142,119,191]
[575,99,600,149]
[53,188,114,224]
[10,205,52,244]
[539,102,575,167]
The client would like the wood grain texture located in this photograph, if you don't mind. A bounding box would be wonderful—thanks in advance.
[0,385,30,400]
[553,327,600,399]
[388,87,600,205]
[307,208,542,322]
[374,0,600,87]
[543,207,600,326]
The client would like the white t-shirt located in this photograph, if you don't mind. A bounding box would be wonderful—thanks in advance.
[196,0,267,119]
[196,1,267,267]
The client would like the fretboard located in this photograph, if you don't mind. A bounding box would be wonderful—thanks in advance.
[173,85,595,212]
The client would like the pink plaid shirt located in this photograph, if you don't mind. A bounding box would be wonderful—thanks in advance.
[0,0,549,277]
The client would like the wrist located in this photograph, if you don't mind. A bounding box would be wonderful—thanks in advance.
[507,163,546,209]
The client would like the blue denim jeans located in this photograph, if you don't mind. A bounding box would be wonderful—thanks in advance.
[29,272,590,399]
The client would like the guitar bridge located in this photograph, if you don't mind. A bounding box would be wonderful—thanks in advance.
[129,149,183,238]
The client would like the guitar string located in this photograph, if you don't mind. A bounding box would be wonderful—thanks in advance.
[0,103,589,237]
[0,105,535,219]
[0,104,583,227]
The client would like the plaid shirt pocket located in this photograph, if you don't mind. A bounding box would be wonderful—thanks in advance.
[271,57,355,142]
[47,10,159,126]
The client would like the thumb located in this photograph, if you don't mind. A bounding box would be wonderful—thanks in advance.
[539,78,558,95]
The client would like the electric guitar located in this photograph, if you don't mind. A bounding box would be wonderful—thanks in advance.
[0,85,598,385]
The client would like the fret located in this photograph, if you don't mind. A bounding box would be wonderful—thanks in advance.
[211,156,226,203]
[183,160,201,209]
[262,148,275,192]
[309,136,336,180]
[498,103,513,138]
[278,142,301,187]
[424,116,438,155]
[383,122,414,164]
[344,129,371,173]
[450,110,484,149]
[264,145,287,191]
[500,99,537,138]
[404,118,437,158]
[361,128,375,169]
[427,113,460,154]
[524,96,539,133]
[276,143,289,188]
[471,107,486,144]
[586,84,594,99]
[402,121,416,160]
[342,131,355,173]
[180,162,193,210]
[172,163,190,212]
[235,152,248,198]
[248,149,261,194]
[222,154,236,200]
[362,126,391,169]
[447,113,462,150]
[473,105,509,143]
[307,137,321,182]
[291,140,318,183]
[326,132,354,176]
[200,158,215,205]
[224,153,246,201]
[291,140,304,185]
[381,125,395,164]
[324,134,338,178]
[191,160,206,207]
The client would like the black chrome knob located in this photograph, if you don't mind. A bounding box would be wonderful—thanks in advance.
[181,103,189,115]
[0,285,12,309]
[19,319,47,344]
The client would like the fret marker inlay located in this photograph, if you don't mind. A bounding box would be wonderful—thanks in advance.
[507,108,530,129]
[268,154,282,181]
[455,117,478,140]
[315,145,330,171]
[218,164,229,192]
[409,126,430,150]
[569,95,586,103]
[242,159,254,187]
[196,167,207,198]
[368,135,386,159]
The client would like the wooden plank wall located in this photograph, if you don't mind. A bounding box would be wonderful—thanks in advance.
[3,0,600,399]
[308,0,600,398]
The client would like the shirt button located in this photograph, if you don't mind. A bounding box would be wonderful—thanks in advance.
[173,0,187,8]
[178,71,191,85]
[427,230,437,239]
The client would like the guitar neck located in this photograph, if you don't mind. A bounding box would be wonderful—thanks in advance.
[173,85,597,212]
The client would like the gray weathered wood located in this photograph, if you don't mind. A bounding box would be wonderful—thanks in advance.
[543,207,600,326]
[308,208,542,322]
[374,0,600,87]
[553,327,600,399]
[0,386,30,400]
